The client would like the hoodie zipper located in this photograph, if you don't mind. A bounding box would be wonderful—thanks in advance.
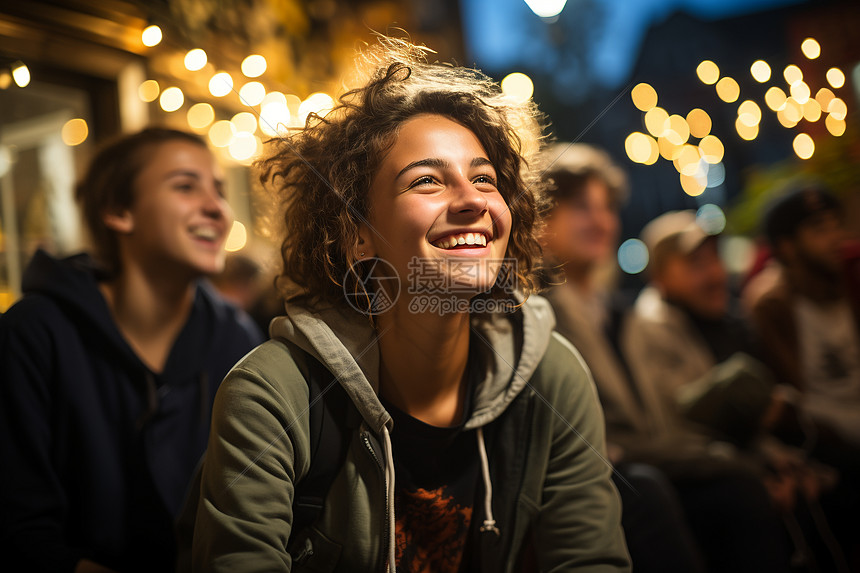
[362,430,391,573]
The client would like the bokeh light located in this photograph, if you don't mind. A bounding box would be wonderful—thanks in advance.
[524,0,568,18]
[802,99,821,122]
[793,133,814,159]
[228,132,259,161]
[827,97,848,120]
[721,236,755,275]
[259,92,290,136]
[625,132,655,164]
[618,239,649,274]
[783,98,803,123]
[737,100,761,127]
[680,172,706,196]
[141,25,162,47]
[826,67,845,89]
[631,83,658,111]
[186,103,215,130]
[674,144,701,176]
[696,60,720,85]
[159,87,184,112]
[501,72,534,102]
[789,81,810,104]
[716,77,740,103]
[825,115,846,136]
[11,62,30,88]
[664,114,690,146]
[698,135,724,164]
[735,117,758,140]
[298,92,335,125]
[241,55,268,78]
[815,87,835,109]
[138,79,159,102]
[800,38,821,59]
[644,107,669,138]
[238,81,266,106]
[784,65,803,85]
[184,49,207,71]
[750,60,771,83]
[209,72,233,97]
[231,111,257,134]
[764,86,787,111]
[706,162,726,188]
[208,120,236,147]
[61,118,88,146]
[225,221,247,252]
[696,204,726,235]
[686,108,711,138]
[658,136,681,161]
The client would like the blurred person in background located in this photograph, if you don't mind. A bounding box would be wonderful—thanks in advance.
[210,252,263,312]
[0,128,263,573]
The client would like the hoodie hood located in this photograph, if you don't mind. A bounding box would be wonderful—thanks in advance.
[269,293,556,435]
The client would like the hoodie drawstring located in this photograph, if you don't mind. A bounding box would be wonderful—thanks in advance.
[135,372,159,431]
[382,425,397,573]
[476,427,500,536]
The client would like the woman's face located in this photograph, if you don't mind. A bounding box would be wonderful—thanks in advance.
[363,114,512,301]
[109,140,232,277]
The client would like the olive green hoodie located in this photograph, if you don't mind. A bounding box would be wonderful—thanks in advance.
[178,294,629,572]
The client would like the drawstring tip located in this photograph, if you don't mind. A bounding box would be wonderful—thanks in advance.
[480,519,500,536]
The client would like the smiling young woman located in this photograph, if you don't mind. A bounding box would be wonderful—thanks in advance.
[179,39,630,572]
[0,128,263,573]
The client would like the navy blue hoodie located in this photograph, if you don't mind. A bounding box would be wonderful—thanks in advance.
[0,250,264,572]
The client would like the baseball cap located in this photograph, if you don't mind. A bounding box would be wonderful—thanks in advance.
[641,210,712,271]
[763,183,840,246]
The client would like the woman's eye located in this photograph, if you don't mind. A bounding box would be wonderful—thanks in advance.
[408,175,438,189]
[174,182,195,192]
[473,174,497,186]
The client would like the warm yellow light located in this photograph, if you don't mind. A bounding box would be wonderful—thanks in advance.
[776,108,799,128]
[790,81,810,104]
[664,114,690,146]
[686,108,711,139]
[643,136,659,165]
[750,60,771,83]
[61,118,88,146]
[680,173,706,197]
[674,144,701,176]
[138,79,160,102]
[501,72,534,102]
[783,97,803,123]
[699,135,724,164]
[298,92,335,125]
[783,65,803,85]
[184,49,207,71]
[827,97,847,121]
[825,115,846,136]
[802,99,821,122]
[657,136,681,160]
[737,100,762,127]
[815,87,835,109]
[644,107,669,138]
[716,77,740,103]
[11,62,30,88]
[187,103,215,130]
[231,112,257,134]
[826,67,845,89]
[141,25,162,47]
[238,81,266,106]
[764,86,787,111]
[631,83,658,111]
[696,60,720,85]
[793,133,814,159]
[159,87,184,112]
[259,92,290,136]
[735,117,758,141]
[624,132,654,164]
[225,221,247,252]
[241,55,267,78]
[0,71,11,90]
[208,120,236,148]
[228,132,259,161]
[209,72,233,97]
[801,38,821,60]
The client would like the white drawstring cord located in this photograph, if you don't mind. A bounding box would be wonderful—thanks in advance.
[382,425,397,573]
[476,427,500,536]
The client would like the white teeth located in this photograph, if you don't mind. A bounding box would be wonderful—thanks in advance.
[466,233,476,245]
[432,232,490,249]
[191,227,218,240]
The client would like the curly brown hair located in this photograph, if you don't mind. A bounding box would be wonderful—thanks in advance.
[257,38,548,310]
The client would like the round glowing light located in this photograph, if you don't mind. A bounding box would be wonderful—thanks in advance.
[706,162,726,188]
[208,120,236,148]
[721,236,756,275]
[617,238,649,274]
[643,136,660,165]
[801,38,821,60]
[790,81,811,104]
[259,98,290,136]
[241,55,268,78]
[209,72,233,97]
[802,99,822,122]
[776,108,799,128]
[501,72,534,102]
[828,97,848,121]
[716,77,740,103]
[298,92,335,125]
[0,71,11,90]
[11,62,30,88]
[699,135,724,164]
[737,100,762,127]
[826,67,845,89]
[238,81,266,107]
[228,132,259,161]
[631,83,658,111]
[764,86,787,111]
[624,132,654,164]
[664,114,690,146]
[750,60,771,83]
[783,65,803,85]
[141,25,162,47]
[783,97,803,123]
[186,103,215,130]
[61,118,88,146]
[138,79,160,102]
[697,204,726,235]
[674,144,702,176]
[658,136,682,161]
[184,49,207,71]
[225,221,247,252]
[680,173,706,197]
[686,108,712,138]
[825,115,846,136]
[644,107,669,138]
[696,60,720,85]
[735,117,759,141]
[231,111,257,134]
[815,87,835,109]
[793,133,814,160]
[524,0,568,18]
[159,87,184,112]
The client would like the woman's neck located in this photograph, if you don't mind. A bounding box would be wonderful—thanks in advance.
[375,301,471,427]
[100,260,195,373]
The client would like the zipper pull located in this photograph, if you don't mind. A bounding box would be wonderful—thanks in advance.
[294,537,314,564]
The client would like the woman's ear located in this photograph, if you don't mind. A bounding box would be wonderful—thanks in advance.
[102,208,134,234]
[355,223,376,260]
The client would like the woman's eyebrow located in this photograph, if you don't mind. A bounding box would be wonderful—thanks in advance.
[396,156,494,180]
[163,169,201,181]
